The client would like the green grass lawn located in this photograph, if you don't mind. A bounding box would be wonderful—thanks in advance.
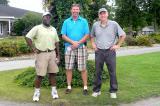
[0,52,160,106]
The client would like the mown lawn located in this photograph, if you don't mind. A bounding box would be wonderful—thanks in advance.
[0,52,160,106]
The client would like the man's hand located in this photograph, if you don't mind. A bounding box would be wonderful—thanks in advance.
[32,47,39,53]
[71,41,80,49]
[56,55,60,64]
[110,45,120,51]
[92,42,98,51]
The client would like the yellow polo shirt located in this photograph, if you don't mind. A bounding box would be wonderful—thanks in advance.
[26,24,59,51]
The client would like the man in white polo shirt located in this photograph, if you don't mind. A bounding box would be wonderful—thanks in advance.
[90,8,126,98]
[25,12,60,101]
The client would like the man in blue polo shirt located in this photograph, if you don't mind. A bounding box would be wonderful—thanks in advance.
[61,3,90,95]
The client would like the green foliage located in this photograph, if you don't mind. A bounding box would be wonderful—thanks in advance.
[0,37,31,57]
[125,36,137,46]
[149,33,160,43]
[12,12,42,36]
[115,0,160,30]
[136,35,152,46]
[14,60,109,88]
[125,35,159,46]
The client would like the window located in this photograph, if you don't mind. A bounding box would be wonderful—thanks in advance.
[0,23,3,35]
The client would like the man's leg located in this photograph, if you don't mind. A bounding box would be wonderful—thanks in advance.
[65,49,75,94]
[105,50,117,98]
[33,75,43,101]
[77,46,88,95]
[49,73,59,99]
[66,69,73,87]
[33,52,49,101]
[49,73,56,86]
[93,50,104,93]
[81,70,87,87]
[35,75,43,88]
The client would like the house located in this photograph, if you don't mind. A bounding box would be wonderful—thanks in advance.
[142,26,155,35]
[0,5,41,37]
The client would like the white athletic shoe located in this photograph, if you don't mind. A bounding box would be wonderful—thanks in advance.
[33,91,40,102]
[52,89,59,99]
[92,91,101,97]
[110,93,117,98]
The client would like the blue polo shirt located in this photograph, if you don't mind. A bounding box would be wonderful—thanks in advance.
[61,16,89,48]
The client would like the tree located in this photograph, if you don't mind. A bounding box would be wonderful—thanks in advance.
[115,0,146,33]
[143,0,160,31]
[12,12,42,35]
[0,0,8,5]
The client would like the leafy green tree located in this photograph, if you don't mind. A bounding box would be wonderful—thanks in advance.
[143,0,160,31]
[12,12,42,35]
[115,0,146,33]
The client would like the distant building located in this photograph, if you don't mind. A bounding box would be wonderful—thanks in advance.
[142,26,155,35]
[0,5,41,37]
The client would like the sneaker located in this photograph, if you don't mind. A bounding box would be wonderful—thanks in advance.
[83,89,88,95]
[33,91,40,102]
[65,89,72,94]
[52,89,59,99]
[92,91,101,97]
[110,93,117,98]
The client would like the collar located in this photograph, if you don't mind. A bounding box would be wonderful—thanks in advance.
[99,20,110,28]
[69,16,82,21]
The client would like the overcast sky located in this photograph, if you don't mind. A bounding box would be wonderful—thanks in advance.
[8,0,44,13]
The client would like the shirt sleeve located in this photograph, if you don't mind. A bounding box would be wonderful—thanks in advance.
[90,23,96,38]
[115,22,126,37]
[61,21,67,36]
[55,29,60,42]
[84,19,90,35]
[25,26,38,40]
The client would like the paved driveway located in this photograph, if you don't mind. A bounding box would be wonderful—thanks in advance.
[1,45,160,71]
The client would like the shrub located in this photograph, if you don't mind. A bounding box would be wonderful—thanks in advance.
[0,37,31,57]
[151,34,160,43]
[0,40,18,56]
[135,35,152,46]
[14,60,109,88]
[125,36,137,46]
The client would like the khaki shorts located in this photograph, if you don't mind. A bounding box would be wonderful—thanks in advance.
[35,51,59,76]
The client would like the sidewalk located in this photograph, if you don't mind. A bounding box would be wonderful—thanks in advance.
[0,44,160,71]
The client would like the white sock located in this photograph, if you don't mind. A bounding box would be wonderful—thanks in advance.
[67,85,71,89]
[35,88,40,92]
[52,86,56,91]
[84,86,88,90]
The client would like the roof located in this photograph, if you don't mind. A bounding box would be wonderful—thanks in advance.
[142,26,154,32]
[0,5,41,18]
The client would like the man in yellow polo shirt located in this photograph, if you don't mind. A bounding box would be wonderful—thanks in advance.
[25,12,60,101]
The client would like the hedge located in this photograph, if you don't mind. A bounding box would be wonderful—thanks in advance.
[14,60,109,88]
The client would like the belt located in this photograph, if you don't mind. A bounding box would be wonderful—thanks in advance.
[98,48,110,51]
[37,49,53,53]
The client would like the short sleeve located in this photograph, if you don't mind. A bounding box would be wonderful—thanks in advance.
[115,22,126,37]
[26,26,38,40]
[55,29,60,42]
[61,21,67,36]
[90,23,96,38]
[83,19,90,35]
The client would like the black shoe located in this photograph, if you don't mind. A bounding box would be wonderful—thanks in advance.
[65,89,72,94]
[83,89,88,95]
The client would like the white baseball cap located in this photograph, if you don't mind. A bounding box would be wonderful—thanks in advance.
[42,11,52,17]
